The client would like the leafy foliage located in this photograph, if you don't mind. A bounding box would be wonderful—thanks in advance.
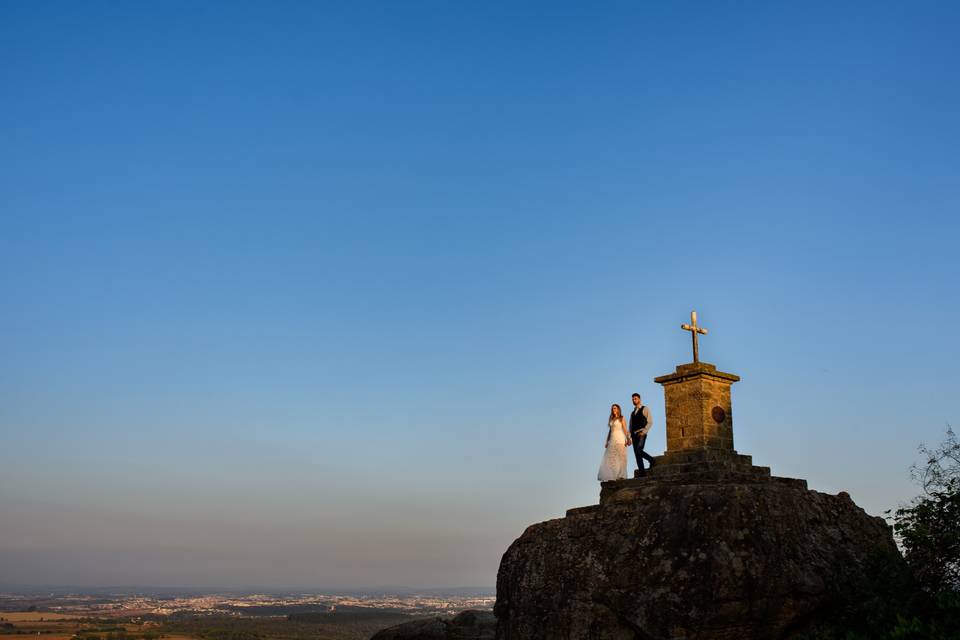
[798,428,960,639]
[895,426,960,594]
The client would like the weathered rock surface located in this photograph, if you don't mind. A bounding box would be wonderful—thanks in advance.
[371,610,496,640]
[495,458,902,640]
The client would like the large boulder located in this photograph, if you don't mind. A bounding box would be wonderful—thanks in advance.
[371,609,496,640]
[494,454,903,639]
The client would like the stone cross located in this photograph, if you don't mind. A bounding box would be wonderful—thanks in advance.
[681,310,708,363]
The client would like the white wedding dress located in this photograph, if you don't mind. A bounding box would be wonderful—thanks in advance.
[597,418,628,481]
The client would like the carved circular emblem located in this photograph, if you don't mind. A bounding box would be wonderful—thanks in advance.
[711,406,726,423]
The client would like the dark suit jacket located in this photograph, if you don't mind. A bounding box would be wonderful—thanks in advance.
[629,406,649,435]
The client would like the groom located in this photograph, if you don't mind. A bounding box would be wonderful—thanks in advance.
[629,393,656,476]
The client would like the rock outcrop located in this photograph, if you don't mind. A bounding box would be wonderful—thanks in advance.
[494,451,902,640]
[371,610,496,640]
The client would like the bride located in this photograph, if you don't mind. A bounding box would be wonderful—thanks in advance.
[598,403,632,481]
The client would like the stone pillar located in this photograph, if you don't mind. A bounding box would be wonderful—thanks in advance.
[654,362,740,453]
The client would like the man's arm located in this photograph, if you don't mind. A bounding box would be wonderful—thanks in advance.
[642,406,653,435]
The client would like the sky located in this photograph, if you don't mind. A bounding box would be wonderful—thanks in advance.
[1,1,958,590]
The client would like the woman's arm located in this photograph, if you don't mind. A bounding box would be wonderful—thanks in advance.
[622,418,631,445]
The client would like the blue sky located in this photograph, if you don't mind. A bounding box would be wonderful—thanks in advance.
[2,1,958,589]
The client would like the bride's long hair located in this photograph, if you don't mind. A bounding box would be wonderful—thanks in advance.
[609,403,623,423]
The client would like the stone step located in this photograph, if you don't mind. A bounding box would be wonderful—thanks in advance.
[657,450,754,467]
[639,460,760,479]
[653,470,776,484]
[635,464,771,480]
[772,476,808,489]
[659,448,743,458]
[599,472,809,503]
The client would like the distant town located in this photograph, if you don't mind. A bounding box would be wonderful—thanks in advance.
[0,589,495,617]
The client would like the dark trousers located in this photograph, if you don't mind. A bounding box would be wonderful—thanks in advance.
[631,433,656,475]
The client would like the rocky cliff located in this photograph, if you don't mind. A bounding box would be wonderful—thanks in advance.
[494,451,902,640]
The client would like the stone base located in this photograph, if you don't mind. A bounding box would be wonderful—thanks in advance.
[587,450,807,511]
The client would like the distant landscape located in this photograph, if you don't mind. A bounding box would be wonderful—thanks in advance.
[0,590,494,640]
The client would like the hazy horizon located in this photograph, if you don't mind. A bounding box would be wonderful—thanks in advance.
[0,583,495,595]
[3,2,958,589]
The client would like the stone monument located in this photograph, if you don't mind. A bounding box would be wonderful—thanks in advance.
[591,310,791,501]
[657,311,738,452]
